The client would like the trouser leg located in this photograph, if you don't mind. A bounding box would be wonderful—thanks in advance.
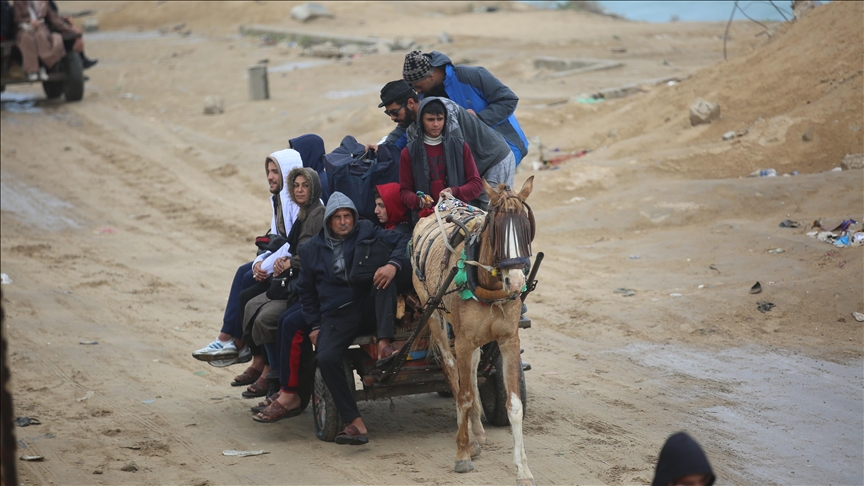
[220,261,254,336]
[278,303,311,393]
[317,305,373,424]
[473,150,516,209]
[16,31,39,74]
[373,280,398,341]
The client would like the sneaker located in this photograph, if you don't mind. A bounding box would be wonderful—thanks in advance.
[209,345,251,368]
[192,339,237,362]
[38,67,48,81]
[27,72,39,81]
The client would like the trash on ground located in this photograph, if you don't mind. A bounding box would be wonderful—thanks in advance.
[806,219,863,248]
[613,288,636,297]
[142,399,155,404]
[77,391,94,402]
[767,248,785,254]
[750,282,762,294]
[0,273,11,285]
[629,255,640,259]
[15,417,41,427]
[20,455,44,461]
[670,293,683,297]
[222,450,270,457]
[194,371,207,376]
[749,168,777,177]
[779,220,800,228]
[709,264,720,273]
[831,219,858,232]
[852,312,864,322]
[79,340,98,345]
[120,460,138,472]
[757,301,775,313]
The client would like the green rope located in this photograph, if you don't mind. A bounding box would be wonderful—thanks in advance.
[453,250,473,300]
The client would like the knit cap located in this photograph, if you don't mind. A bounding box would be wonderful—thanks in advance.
[402,50,433,82]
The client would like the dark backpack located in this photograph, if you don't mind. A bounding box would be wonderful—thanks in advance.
[324,135,400,222]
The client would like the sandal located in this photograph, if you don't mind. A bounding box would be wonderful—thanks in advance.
[231,366,262,387]
[250,392,280,413]
[252,399,302,423]
[241,377,268,398]
[335,424,368,445]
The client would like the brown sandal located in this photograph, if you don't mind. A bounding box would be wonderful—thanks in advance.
[231,366,262,387]
[241,377,268,398]
[251,392,280,413]
[252,399,302,423]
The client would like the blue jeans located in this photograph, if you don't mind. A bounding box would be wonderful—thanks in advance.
[219,261,257,338]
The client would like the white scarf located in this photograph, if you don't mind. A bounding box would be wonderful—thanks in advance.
[423,134,443,146]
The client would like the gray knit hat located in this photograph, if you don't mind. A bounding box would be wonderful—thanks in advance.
[402,50,433,83]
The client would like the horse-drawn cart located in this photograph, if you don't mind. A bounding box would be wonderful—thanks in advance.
[0,35,84,101]
[304,186,543,443]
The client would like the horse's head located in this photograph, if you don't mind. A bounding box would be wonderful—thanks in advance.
[481,176,535,296]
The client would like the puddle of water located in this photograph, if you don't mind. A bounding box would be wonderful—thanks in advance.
[324,88,378,100]
[0,173,80,231]
[268,60,331,73]
[0,92,43,113]
[615,343,863,485]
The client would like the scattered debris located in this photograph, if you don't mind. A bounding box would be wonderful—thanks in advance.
[853,312,864,322]
[93,468,103,474]
[689,98,720,126]
[840,153,863,170]
[757,301,775,313]
[120,460,138,472]
[614,288,636,297]
[750,282,762,294]
[15,417,41,427]
[749,168,777,177]
[722,130,736,140]
[779,220,800,228]
[82,17,99,32]
[77,391,94,402]
[670,293,683,297]
[203,96,224,115]
[709,264,720,273]
[767,248,785,254]
[290,3,333,22]
[629,255,640,259]
[0,273,10,285]
[20,455,44,462]
[142,399,155,404]
[801,126,814,141]
[79,340,98,345]
[610,46,627,53]
[222,450,270,458]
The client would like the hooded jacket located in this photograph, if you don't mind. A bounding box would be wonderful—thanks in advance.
[652,432,716,486]
[284,167,326,272]
[393,97,511,178]
[289,134,331,204]
[425,51,529,164]
[400,98,483,210]
[375,182,411,233]
[297,192,410,329]
[254,148,303,275]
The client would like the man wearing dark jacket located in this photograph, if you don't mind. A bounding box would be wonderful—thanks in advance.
[401,50,529,165]
[297,192,410,445]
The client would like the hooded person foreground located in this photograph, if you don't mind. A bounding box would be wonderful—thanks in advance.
[653,432,716,486]
[297,192,410,445]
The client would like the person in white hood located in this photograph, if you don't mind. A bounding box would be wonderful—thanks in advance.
[192,149,302,372]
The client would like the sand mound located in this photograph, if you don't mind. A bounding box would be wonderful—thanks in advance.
[531,1,862,179]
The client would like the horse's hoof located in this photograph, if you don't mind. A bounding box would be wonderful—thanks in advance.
[516,478,536,486]
[454,460,474,473]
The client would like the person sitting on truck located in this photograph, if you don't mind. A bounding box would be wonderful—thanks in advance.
[12,0,78,80]
[294,192,410,444]
[46,0,97,69]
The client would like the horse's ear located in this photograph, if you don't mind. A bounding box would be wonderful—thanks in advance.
[517,176,534,201]
[483,178,499,204]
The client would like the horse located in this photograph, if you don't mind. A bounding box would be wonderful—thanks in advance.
[411,177,535,485]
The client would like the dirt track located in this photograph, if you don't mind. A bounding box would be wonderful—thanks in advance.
[2,2,862,485]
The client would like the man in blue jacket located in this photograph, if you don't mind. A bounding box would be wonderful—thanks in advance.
[401,50,529,166]
[297,192,410,445]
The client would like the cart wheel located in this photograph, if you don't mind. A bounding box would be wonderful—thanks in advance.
[479,343,527,426]
[42,80,64,99]
[312,366,340,442]
[63,52,84,102]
